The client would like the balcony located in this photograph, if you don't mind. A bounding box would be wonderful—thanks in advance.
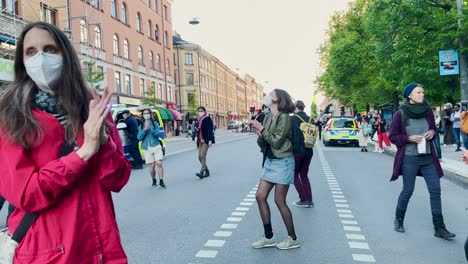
[80,44,92,56]
[139,64,146,74]
[0,12,28,41]
[95,49,106,60]
[113,56,122,66]
[124,59,133,70]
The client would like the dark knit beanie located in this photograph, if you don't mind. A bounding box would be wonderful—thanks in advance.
[403,83,420,99]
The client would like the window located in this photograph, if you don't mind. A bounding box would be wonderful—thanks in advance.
[163,5,167,20]
[5,0,17,14]
[154,0,158,13]
[158,83,163,100]
[149,51,154,69]
[125,74,132,95]
[110,0,117,18]
[164,31,168,47]
[147,20,152,38]
[138,46,143,65]
[186,73,194,85]
[121,3,127,24]
[147,0,151,8]
[80,20,88,43]
[156,54,161,71]
[165,59,170,75]
[94,26,102,49]
[114,71,121,93]
[113,34,119,55]
[92,0,100,9]
[136,13,141,32]
[185,53,193,65]
[123,39,129,59]
[168,86,172,102]
[40,3,57,25]
[140,78,146,96]
[97,65,104,73]
[154,24,160,42]
[151,81,156,97]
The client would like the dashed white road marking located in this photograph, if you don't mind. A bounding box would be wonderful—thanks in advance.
[246,194,256,198]
[205,240,226,247]
[232,212,246,216]
[337,209,353,214]
[243,198,256,202]
[336,204,350,208]
[221,223,238,229]
[339,214,355,218]
[349,242,370,250]
[235,207,250,211]
[342,220,358,225]
[196,250,218,258]
[240,202,254,206]
[227,217,243,222]
[352,254,376,262]
[214,231,232,237]
[344,226,362,232]
[346,234,366,240]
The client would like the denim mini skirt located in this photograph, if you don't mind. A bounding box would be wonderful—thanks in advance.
[261,156,295,185]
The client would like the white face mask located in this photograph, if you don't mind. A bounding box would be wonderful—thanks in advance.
[198,111,205,117]
[25,51,63,93]
[263,95,272,106]
[143,114,151,120]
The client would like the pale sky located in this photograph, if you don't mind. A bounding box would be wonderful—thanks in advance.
[172,0,354,111]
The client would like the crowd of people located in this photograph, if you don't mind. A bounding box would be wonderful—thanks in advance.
[1,22,468,263]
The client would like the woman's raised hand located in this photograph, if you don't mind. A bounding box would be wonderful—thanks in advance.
[77,88,113,161]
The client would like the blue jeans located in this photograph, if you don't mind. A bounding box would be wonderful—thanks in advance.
[397,155,442,214]
[453,127,468,149]
[433,133,442,159]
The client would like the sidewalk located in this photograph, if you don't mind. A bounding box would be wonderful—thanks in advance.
[368,140,468,183]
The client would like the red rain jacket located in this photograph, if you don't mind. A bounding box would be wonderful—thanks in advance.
[0,109,131,263]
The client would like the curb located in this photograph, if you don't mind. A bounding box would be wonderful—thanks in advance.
[367,141,468,184]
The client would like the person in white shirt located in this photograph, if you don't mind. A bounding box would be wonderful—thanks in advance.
[450,103,468,151]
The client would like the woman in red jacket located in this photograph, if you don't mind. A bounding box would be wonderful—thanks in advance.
[0,22,131,263]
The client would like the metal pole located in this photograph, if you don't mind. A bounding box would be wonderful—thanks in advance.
[457,0,468,101]
[176,44,183,130]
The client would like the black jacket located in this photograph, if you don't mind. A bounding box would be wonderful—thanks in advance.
[125,116,140,141]
[291,111,313,155]
[199,116,215,144]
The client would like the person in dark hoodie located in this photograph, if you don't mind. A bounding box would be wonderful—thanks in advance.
[389,83,455,240]
[290,100,314,208]
[195,106,215,179]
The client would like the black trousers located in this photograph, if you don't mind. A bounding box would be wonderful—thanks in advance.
[129,140,143,166]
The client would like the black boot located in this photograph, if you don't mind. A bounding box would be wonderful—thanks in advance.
[196,171,205,179]
[433,213,456,239]
[152,178,157,187]
[394,208,406,233]
[204,169,210,177]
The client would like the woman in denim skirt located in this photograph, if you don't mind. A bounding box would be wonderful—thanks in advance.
[251,89,300,250]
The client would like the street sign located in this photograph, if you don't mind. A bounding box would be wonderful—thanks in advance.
[439,49,460,76]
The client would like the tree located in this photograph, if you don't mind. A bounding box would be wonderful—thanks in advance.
[187,93,198,116]
[143,87,159,108]
[85,60,105,92]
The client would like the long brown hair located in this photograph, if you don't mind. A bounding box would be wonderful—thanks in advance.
[274,89,295,114]
[0,22,92,149]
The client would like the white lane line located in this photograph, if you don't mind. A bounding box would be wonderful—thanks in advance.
[352,254,376,262]
[336,204,350,208]
[349,242,370,250]
[341,220,358,225]
[334,199,348,203]
[333,195,345,199]
[221,223,238,229]
[243,198,256,202]
[214,231,232,237]
[246,194,256,198]
[331,191,344,194]
[227,217,242,222]
[196,250,218,258]
[330,188,342,191]
[344,226,362,232]
[249,191,256,194]
[346,234,366,240]
[240,202,254,206]
[337,209,352,214]
[339,214,355,218]
[205,240,226,247]
[235,207,250,211]
[232,212,246,216]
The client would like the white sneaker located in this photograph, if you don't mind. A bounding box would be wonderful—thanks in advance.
[276,236,301,250]
[252,236,277,249]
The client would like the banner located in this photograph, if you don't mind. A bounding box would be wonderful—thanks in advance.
[0,58,14,82]
[439,49,459,76]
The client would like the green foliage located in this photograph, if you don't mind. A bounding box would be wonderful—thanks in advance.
[187,93,198,115]
[85,60,105,92]
[318,0,463,107]
[143,86,159,108]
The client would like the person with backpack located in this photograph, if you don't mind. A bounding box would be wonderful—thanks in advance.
[358,117,372,152]
[291,100,315,208]
[138,108,166,188]
[389,83,455,240]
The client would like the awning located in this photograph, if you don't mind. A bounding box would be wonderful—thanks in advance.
[168,109,182,121]
[156,107,173,120]
[0,35,15,45]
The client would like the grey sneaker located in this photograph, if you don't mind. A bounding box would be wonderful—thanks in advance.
[276,236,300,250]
[251,236,277,249]
[293,201,311,208]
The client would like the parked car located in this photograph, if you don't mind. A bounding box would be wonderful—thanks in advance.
[323,117,359,147]
[228,120,240,130]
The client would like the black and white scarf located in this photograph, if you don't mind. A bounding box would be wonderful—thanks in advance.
[33,91,69,128]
